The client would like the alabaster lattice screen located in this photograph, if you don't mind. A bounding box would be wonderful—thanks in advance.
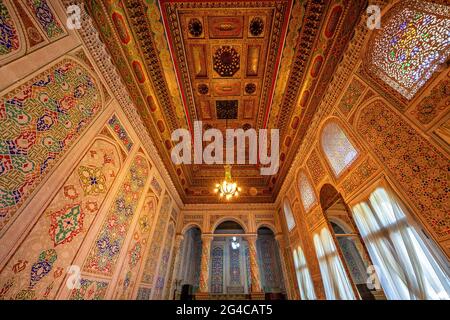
[298,172,317,212]
[321,122,358,177]
[283,200,296,231]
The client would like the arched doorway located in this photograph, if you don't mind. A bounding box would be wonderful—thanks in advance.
[210,220,250,296]
[178,226,202,299]
[319,184,379,300]
[256,227,286,299]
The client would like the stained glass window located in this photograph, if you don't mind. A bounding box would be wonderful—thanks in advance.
[298,171,317,212]
[367,1,450,99]
[229,243,241,285]
[321,122,358,177]
[283,199,296,231]
[210,246,224,293]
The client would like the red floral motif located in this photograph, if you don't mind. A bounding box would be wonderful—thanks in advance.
[0,278,14,298]
[63,185,79,200]
[13,131,36,152]
[53,267,64,279]
[0,155,13,175]
[12,260,28,273]
[58,96,76,112]
[85,201,99,213]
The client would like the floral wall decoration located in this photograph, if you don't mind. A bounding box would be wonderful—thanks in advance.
[0,1,21,59]
[23,0,65,40]
[409,77,449,127]
[306,149,326,186]
[112,193,157,299]
[69,278,109,300]
[357,100,449,240]
[0,58,102,233]
[108,114,133,152]
[139,194,171,288]
[0,137,121,300]
[338,78,367,116]
[82,153,150,276]
[152,222,175,299]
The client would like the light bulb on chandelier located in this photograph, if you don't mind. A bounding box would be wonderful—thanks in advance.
[214,165,241,200]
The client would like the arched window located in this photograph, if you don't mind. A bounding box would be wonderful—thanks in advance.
[313,228,355,300]
[352,186,450,300]
[298,171,317,212]
[283,199,296,231]
[293,246,316,300]
[366,1,450,99]
[321,121,358,177]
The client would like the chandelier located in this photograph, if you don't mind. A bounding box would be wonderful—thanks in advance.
[214,165,241,200]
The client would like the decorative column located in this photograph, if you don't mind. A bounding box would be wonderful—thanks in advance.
[246,235,264,300]
[196,234,213,299]
[166,234,184,299]
[275,234,296,300]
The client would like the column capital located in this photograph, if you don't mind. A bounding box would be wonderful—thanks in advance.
[200,234,214,242]
[175,233,184,241]
[274,233,286,245]
[174,234,184,247]
[243,234,258,242]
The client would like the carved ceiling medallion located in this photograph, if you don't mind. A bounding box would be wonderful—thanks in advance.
[213,46,240,77]
[249,17,264,36]
[198,83,209,95]
[245,83,257,94]
[188,18,203,37]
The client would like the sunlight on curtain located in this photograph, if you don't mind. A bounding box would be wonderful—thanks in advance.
[314,228,356,300]
[296,246,316,300]
[352,187,450,300]
[293,249,305,299]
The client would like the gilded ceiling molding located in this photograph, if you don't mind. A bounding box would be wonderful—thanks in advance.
[269,0,305,129]
[182,203,276,212]
[123,0,187,131]
[270,0,368,197]
[63,0,183,208]
[275,0,392,207]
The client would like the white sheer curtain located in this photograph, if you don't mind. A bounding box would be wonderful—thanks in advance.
[297,246,316,300]
[352,187,450,300]
[314,228,356,300]
[293,249,305,299]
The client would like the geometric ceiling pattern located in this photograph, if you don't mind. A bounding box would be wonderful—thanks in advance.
[86,0,366,203]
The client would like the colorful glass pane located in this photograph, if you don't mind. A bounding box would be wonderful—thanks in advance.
[368,1,450,99]
[210,246,224,293]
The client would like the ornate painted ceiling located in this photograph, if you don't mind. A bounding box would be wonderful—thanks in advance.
[85,0,366,203]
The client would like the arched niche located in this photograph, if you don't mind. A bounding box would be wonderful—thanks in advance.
[255,222,277,235]
[177,226,202,298]
[256,227,286,297]
[210,220,250,296]
[211,216,248,234]
[181,222,202,235]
